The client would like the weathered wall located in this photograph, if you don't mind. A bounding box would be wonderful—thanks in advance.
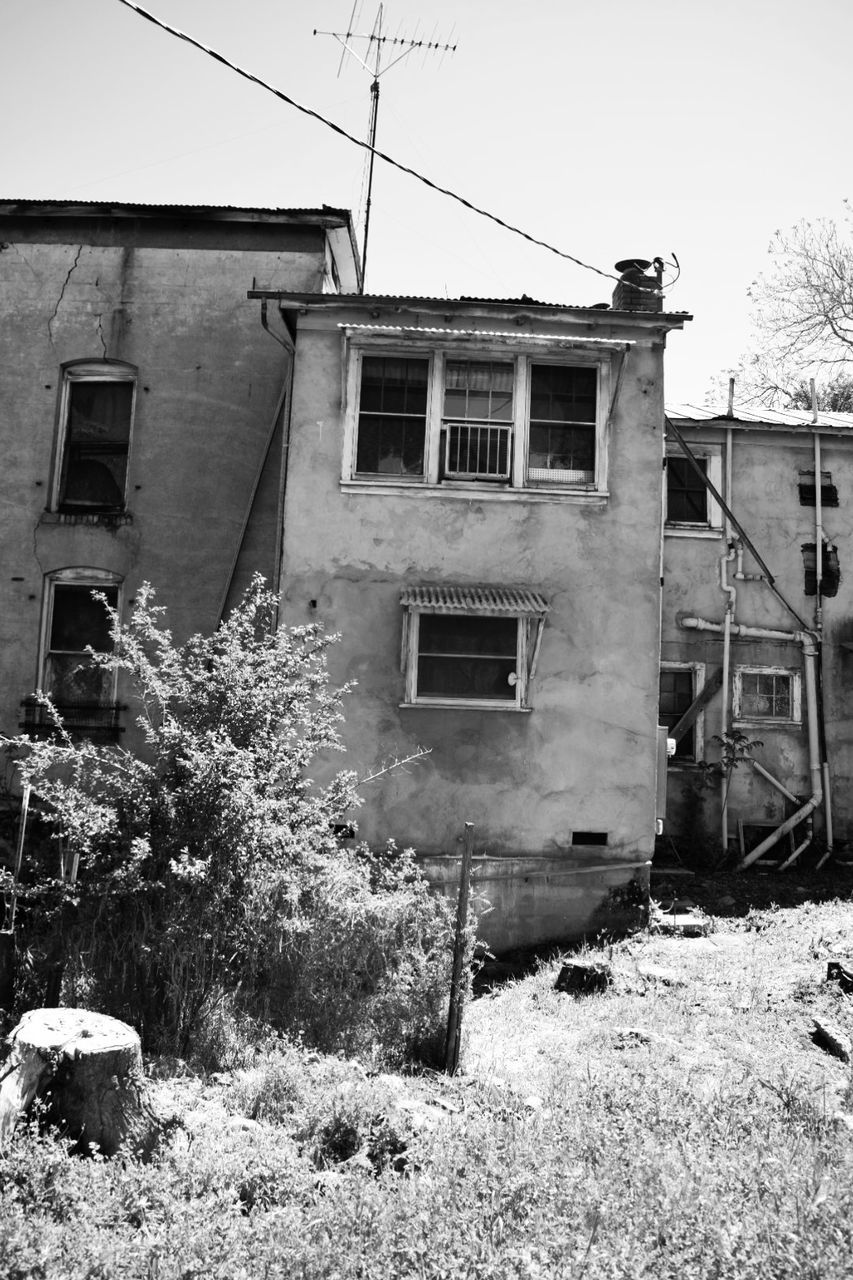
[281,305,682,950]
[662,423,853,851]
[0,223,325,750]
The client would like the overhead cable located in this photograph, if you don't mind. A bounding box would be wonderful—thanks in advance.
[113,0,664,293]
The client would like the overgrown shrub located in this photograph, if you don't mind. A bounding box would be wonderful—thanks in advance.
[4,578,464,1065]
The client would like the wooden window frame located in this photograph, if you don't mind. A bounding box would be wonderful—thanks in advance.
[664,443,723,536]
[51,360,137,514]
[732,665,802,726]
[659,661,706,763]
[342,337,611,497]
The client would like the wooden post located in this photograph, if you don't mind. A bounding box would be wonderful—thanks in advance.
[444,822,474,1076]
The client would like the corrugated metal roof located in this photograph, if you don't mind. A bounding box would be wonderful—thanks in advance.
[342,324,634,346]
[667,402,853,431]
[0,199,352,221]
[256,290,691,317]
[400,585,549,615]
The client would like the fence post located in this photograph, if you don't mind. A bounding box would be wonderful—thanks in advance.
[444,821,474,1075]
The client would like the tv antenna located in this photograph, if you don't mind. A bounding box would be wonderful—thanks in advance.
[314,3,457,288]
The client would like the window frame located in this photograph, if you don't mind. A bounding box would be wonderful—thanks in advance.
[342,335,612,498]
[51,359,137,515]
[732,665,802,727]
[664,443,723,536]
[400,586,548,711]
[659,661,706,763]
[31,567,124,734]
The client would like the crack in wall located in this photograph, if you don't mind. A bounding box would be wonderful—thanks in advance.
[48,245,83,348]
[96,312,107,358]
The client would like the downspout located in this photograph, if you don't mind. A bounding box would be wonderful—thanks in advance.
[811,408,835,864]
[679,616,822,868]
[719,545,737,853]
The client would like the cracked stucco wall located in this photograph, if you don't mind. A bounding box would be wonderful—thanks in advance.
[0,226,325,751]
[279,311,672,950]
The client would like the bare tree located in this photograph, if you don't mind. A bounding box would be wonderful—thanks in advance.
[710,208,853,410]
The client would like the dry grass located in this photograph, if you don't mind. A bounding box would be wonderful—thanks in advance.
[3,894,853,1278]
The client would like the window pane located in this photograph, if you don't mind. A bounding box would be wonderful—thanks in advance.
[45,653,112,706]
[528,424,594,474]
[419,614,517,656]
[444,361,513,422]
[667,457,707,523]
[68,382,132,443]
[740,671,792,719]
[418,655,516,700]
[50,585,117,653]
[360,356,428,415]
[530,366,596,423]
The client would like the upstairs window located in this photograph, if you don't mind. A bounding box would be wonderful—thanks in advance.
[442,360,513,481]
[345,342,610,494]
[528,364,596,484]
[54,362,136,512]
[355,356,429,477]
[400,585,548,710]
[664,444,722,533]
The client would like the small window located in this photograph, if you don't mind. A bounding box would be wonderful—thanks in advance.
[55,362,136,513]
[733,667,801,725]
[22,569,123,738]
[355,355,429,477]
[400,585,548,710]
[802,543,841,597]
[799,470,838,507]
[664,445,722,532]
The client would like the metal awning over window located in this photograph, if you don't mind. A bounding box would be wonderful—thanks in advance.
[400,584,549,617]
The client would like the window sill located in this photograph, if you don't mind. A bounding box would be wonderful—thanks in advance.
[664,524,723,539]
[400,700,532,713]
[732,718,801,729]
[343,479,608,505]
[42,510,133,528]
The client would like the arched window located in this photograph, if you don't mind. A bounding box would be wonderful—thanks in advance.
[53,360,137,513]
[21,568,124,738]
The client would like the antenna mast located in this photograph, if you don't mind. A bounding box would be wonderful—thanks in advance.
[314,3,456,289]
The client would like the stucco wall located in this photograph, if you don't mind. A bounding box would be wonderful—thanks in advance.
[662,423,853,851]
[0,227,325,749]
[280,306,683,949]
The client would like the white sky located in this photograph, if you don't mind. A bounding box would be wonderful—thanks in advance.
[3,0,852,403]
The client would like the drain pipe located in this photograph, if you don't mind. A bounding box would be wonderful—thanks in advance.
[719,546,737,852]
[810,395,835,865]
[678,616,822,868]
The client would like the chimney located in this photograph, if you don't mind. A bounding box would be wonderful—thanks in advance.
[612,257,663,313]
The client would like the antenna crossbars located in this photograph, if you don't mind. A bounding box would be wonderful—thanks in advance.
[314,4,456,287]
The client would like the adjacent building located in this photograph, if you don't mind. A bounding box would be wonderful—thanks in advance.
[662,401,853,867]
[0,200,359,749]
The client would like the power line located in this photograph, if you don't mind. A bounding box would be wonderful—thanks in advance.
[113,0,664,294]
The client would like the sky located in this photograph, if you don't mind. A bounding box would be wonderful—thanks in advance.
[3,0,852,403]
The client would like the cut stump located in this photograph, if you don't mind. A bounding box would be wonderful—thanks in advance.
[0,1008,166,1158]
[554,961,613,996]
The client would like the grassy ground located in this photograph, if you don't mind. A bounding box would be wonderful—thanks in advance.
[4,877,853,1278]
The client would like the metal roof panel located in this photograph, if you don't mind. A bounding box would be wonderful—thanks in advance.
[400,585,549,615]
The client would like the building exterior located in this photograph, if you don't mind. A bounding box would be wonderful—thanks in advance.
[254,284,690,951]
[662,402,853,867]
[0,200,359,751]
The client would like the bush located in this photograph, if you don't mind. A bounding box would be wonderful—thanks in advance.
[4,578,463,1066]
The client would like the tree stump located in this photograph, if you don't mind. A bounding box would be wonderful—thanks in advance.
[0,1008,166,1158]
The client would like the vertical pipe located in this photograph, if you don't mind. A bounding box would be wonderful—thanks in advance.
[814,426,823,629]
